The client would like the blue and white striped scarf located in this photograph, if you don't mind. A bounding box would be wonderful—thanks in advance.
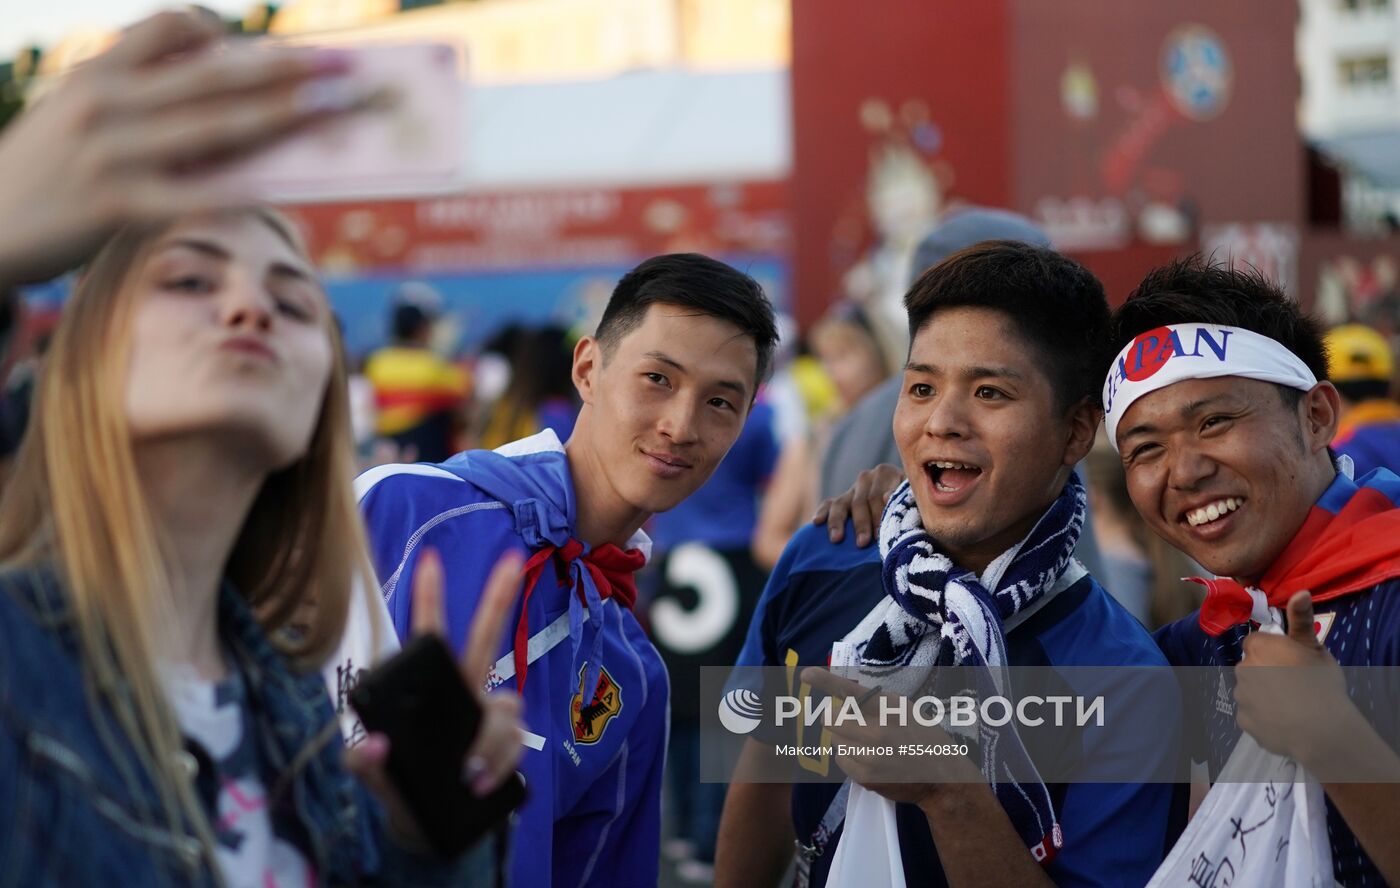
[837,471,1086,864]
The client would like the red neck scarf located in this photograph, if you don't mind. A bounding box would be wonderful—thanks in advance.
[512,538,645,692]
[1194,477,1400,635]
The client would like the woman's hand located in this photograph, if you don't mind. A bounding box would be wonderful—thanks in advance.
[0,10,367,287]
[346,548,526,849]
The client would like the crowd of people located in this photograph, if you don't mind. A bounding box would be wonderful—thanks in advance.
[1,9,1399,888]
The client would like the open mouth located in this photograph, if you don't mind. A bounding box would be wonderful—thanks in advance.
[925,460,983,494]
[1180,496,1245,528]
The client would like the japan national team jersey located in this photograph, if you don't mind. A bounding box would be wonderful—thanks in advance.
[1155,582,1400,887]
[356,431,668,888]
[735,522,1180,888]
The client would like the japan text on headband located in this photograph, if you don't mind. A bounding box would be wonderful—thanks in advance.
[1102,323,1317,451]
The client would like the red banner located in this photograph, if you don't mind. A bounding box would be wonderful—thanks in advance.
[283,181,790,275]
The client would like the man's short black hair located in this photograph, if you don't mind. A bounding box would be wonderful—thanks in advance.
[904,240,1110,410]
[392,304,431,343]
[595,253,778,388]
[1106,257,1328,409]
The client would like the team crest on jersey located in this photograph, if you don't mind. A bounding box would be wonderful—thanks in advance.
[571,665,622,744]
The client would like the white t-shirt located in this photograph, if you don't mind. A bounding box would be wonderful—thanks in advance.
[164,663,316,888]
[321,579,401,747]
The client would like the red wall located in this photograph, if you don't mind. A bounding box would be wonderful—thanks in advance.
[789,0,1012,327]
[1012,0,1301,232]
[790,0,1304,318]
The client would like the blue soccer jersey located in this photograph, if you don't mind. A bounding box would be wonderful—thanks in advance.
[735,522,1181,888]
[357,431,668,888]
[1156,582,1400,887]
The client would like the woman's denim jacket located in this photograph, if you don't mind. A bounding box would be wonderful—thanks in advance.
[0,565,471,886]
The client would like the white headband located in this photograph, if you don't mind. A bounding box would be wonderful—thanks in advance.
[1102,323,1317,451]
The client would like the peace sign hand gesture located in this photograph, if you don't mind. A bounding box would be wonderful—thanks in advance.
[346,548,526,849]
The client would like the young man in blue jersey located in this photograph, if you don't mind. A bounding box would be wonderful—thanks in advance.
[356,253,777,888]
[717,241,1178,888]
[1107,259,1400,886]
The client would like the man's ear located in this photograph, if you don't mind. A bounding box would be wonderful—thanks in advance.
[572,336,601,405]
[1302,381,1342,454]
[1062,398,1101,468]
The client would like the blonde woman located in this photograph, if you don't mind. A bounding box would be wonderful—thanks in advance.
[0,203,530,885]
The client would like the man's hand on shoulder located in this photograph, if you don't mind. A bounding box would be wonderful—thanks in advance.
[811,464,904,548]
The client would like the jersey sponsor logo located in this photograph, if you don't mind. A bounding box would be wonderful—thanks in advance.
[1213,672,1235,717]
[571,665,622,744]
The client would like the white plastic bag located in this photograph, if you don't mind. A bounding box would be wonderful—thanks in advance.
[826,782,907,888]
[1148,622,1334,888]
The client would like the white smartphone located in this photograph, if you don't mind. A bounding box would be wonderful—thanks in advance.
[210,42,465,202]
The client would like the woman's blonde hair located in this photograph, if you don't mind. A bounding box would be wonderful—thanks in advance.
[0,209,380,870]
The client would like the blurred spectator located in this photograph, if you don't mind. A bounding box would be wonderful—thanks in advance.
[809,304,894,412]
[788,346,841,426]
[1325,323,1400,475]
[644,397,780,882]
[472,322,523,416]
[330,315,379,465]
[478,324,579,450]
[364,283,470,463]
[752,313,819,448]
[752,304,892,569]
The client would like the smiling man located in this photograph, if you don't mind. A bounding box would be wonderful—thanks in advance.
[717,241,1176,888]
[1108,259,1400,887]
[356,253,777,887]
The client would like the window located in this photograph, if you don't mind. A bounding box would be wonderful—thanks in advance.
[1339,54,1392,88]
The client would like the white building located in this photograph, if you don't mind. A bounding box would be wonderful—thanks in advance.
[1299,0,1400,223]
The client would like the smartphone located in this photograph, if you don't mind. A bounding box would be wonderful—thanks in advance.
[210,42,464,201]
[349,634,527,855]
